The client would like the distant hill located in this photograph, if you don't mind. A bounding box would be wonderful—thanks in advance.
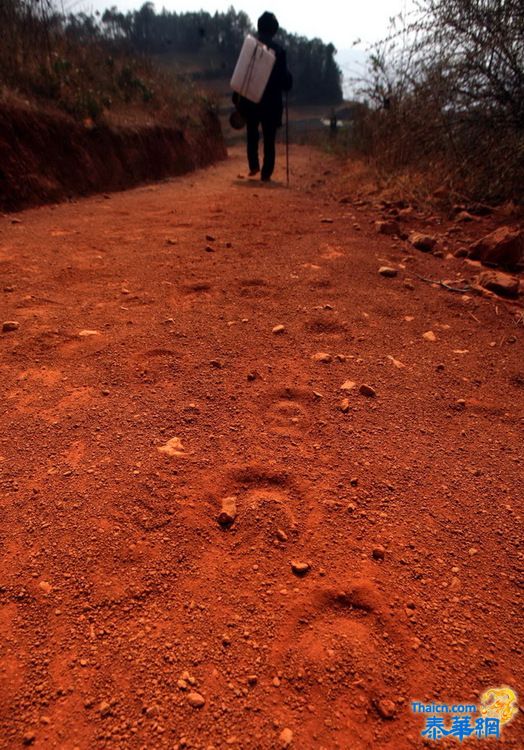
[75,5,343,105]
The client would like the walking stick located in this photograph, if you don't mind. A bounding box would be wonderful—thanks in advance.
[285,91,290,186]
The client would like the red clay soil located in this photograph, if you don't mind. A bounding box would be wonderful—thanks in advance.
[0,104,226,212]
[0,145,522,750]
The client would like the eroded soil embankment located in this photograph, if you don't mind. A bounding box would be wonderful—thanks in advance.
[0,104,226,211]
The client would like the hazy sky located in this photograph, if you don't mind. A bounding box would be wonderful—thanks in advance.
[75,0,412,52]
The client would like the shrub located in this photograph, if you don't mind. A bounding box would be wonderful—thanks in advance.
[354,0,524,204]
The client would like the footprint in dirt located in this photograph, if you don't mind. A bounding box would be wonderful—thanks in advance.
[263,386,317,437]
[193,464,307,548]
[237,277,272,298]
[180,280,213,295]
[171,280,216,311]
[132,347,182,384]
[172,463,321,578]
[305,315,349,339]
[220,465,305,547]
[270,578,422,748]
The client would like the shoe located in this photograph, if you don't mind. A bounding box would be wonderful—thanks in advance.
[261,174,271,182]
[248,168,260,176]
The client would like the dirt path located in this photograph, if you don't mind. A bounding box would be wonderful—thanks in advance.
[0,146,522,749]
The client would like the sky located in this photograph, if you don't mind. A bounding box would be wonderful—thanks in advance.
[72,0,415,93]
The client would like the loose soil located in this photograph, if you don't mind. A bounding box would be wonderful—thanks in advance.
[0,145,522,749]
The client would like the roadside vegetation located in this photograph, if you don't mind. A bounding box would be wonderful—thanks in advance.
[0,0,206,125]
[349,0,524,205]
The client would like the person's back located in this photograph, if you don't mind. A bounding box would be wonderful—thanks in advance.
[258,34,292,126]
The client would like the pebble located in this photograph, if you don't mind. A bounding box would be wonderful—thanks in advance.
[99,701,111,717]
[372,545,385,561]
[2,320,19,333]
[218,496,237,527]
[272,324,285,335]
[404,280,415,290]
[341,380,356,391]
[468,547,478,556]
[22,732,36,746]
[359,384,376,398]
[378,266,398,277]
[387,355,405,369]
[276,529,288,542]
[311,352,332,363]
[280,728,294,747]
[204,245,215,252]
[157,437,186,457]
[423,331,437,342]
[291,561,310,576]
[409,232,437,251]
[187,691,206,708]
[3,285,15,292]
[38,581,52,595]
[375,219,400,236]
[78,329,101,337]
[376,699,396,719]
[339,398,351,413]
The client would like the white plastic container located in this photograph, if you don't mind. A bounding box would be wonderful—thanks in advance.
[231,35,276,104]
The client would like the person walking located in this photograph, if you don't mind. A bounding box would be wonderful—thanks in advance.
[234,12,292,182]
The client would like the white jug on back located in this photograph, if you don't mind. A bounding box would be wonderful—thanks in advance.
[231,35,276,104]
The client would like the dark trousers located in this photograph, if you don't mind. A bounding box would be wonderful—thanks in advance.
[246,116,278,180]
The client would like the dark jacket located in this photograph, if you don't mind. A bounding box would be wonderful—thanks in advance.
[234,34,292,127]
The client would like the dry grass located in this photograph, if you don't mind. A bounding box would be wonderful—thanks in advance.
[0,0,211,124]
[346,0,524,205]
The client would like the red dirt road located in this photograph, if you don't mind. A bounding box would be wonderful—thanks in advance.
[0,146,522,749]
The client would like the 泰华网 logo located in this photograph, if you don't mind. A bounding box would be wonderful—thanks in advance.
[411,686,518,741]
